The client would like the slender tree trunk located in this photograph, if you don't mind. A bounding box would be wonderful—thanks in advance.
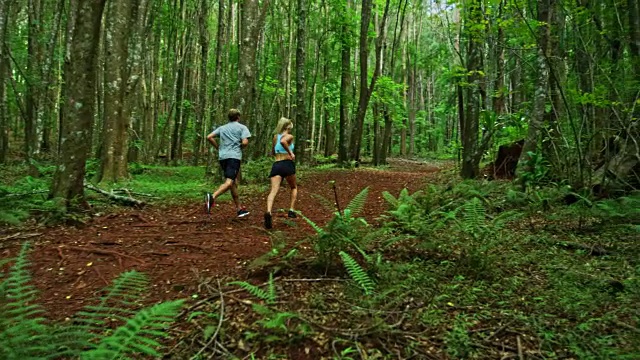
[460,0,484,179]
[50,0,107,209]
[97,0,138,183]
[25,0,42,160]
[295,0,307,162]
[337,0,351,163]
[349,0,391,162]
[0,0,10,163]
[517,0,552,181]
[193,0,209,165]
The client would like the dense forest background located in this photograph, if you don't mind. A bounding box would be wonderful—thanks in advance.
[0,0,639,209]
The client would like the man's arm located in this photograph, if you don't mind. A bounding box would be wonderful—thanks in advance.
[207,133,219,150]
[241,138,249,148]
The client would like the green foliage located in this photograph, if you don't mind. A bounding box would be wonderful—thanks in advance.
[519,151,550,189]
[339,251,375,295]
[345,186,368,216]
[0,243,50,360]
[229,272,277,304]
[0,242,183,360]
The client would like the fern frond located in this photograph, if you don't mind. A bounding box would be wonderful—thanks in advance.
[298,211,325,235]
[228,280,276,304]
[0,242,53,360]
[52,271,149,355]
[461,197,485,235]
[382,191,398,208]
[311,193,337,212]
[82,299,184,360]
[345,187,369,216]
[339,251,375,295]
[267,272,276,304]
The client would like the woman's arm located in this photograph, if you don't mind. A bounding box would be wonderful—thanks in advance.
[280,134,295,159]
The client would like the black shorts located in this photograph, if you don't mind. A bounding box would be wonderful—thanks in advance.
[269,160,296,178]
[219,158,241,181]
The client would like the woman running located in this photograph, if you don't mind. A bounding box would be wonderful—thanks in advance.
[264,117,297,229]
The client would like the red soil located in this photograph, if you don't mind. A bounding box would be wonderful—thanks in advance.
[1,160,441,320]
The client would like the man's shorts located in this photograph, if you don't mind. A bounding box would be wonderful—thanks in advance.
[219,158,241,181]
[269,160,296,178]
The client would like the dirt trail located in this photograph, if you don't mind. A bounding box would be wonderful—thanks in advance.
[2,160,442,319]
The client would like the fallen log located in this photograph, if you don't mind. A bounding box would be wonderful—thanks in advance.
[84,182,146,207]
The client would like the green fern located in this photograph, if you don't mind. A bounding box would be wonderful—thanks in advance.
[229,273,277,304]
[297,211,325,235]
[339,251,375,295]
[0,243,183,360]
[345,187,369,216]
[459,197,486,236]
[311,193,337,212]
[51,271,150,355]
[382,191,399,207]
[0,242,52,360]
[82,299,184,360]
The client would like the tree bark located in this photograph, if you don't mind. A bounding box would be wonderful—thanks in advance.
[349,0,391,162]
[295,0,307,163]
[97,0,139,184]
[50,0,107,209]
[517,0,552,181]
[337,0,351,164]
[25,0,42,160]
[192,0,209,166]
[0,0,10,163]
[460,0,484,179]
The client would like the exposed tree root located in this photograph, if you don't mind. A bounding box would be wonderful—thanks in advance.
[60,245,146,265]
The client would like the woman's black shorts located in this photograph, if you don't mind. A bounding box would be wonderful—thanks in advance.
[269,160,296,178]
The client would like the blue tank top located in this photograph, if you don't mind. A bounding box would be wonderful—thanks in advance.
[274,134,294,154]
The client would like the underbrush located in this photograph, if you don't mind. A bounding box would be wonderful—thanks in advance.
[169,180,640,359]
[0,158,284,226]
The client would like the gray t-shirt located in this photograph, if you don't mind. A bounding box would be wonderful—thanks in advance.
[212,121,251,160]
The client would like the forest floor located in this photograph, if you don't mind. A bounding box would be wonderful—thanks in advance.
[1,158,442,321]
[2,159,638,359]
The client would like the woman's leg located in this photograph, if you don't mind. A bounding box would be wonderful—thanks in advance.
[266,175,282,214]
[284,174,297,211]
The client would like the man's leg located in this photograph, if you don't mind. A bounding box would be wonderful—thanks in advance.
[213,178,234,199]
[230,181,241,210]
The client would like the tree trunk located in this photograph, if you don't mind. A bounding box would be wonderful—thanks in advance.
[517,0,552,181]
[192,0,209,166]
[337,0,351,164]
[460,0,484,179]
[380,107,392,165]
[295,0,307,163]
[25,0,42,160]
[96,0,138,184]
[0,0,10,163]
[349,0,391,162]
[50,0,107,209]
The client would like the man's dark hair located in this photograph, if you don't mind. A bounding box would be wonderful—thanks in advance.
[228,109,241,122]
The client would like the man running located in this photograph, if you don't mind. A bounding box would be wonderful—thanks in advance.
[205,108,251,218]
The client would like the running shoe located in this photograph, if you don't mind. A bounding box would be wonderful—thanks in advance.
[237,208,250,218]
[204,193,214,214]
[288,209,297,218]
[264,212,272,229]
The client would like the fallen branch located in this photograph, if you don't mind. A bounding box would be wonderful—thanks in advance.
[0,232,41,242]
[84,182,146,207]
[0,190,49,198]
[164,242,211,253]
[189,279,225,360]
[112,189,157,198]
[60,245,146,265]
[556,241,611,256]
